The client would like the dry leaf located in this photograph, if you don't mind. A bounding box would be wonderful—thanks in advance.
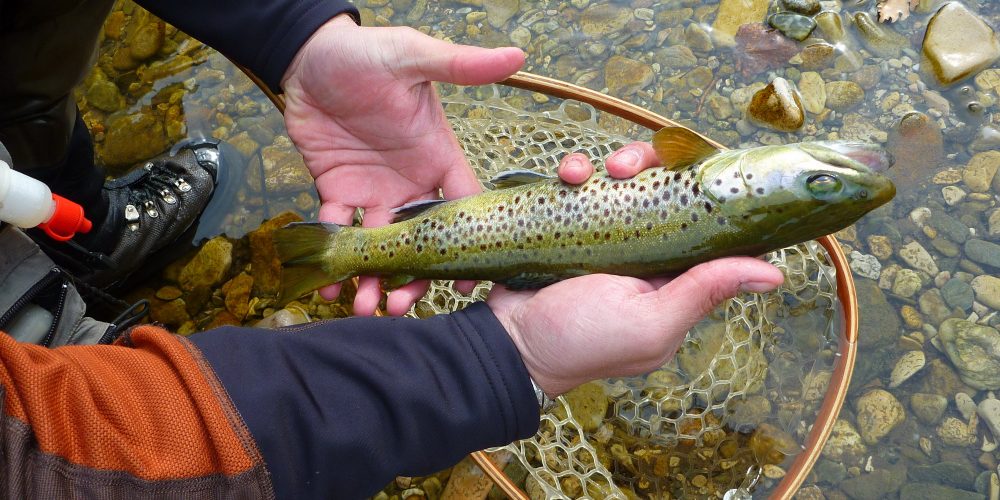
[877,0,920,23]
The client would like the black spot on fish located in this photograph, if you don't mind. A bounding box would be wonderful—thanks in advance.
[652,181,661,189]
[624,194,632,203]
[517,220,525,227]
[718,217,726,225]
[537,197,545,205]
[691,212,699,222]
[715,179,723,186]
[684,179,691,188]
[692,184,700,196]
[718,196,726,203]
[604,232,612,240]
[755,187,764,195]
[603,209,611,217]
[673,172,682,182]
[629,182,637,189]
[733,171,740,178]
[554,232,561,239]
[643,199,650,208]
[704,202,713,213]
[681,223,688,230]
[680,194,689,206]
[439,249,447,255]
[730,187,739,194]
[646,222,653,230]
[416,244,423,252]
[742,214,750,220]
[363,255,370,261]
[559,189,567,196]
[746,173,754,180]
[624,216,632,224]
[638,185,646,192]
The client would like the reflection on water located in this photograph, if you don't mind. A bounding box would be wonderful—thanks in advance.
[76,0,1000,498]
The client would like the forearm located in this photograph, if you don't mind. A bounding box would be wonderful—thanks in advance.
[189,302,539,498]
[135,0,359,91]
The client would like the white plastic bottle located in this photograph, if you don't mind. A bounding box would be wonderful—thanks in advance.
[0,159,91,240]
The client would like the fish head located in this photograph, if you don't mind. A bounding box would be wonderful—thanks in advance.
[698,141,895,236]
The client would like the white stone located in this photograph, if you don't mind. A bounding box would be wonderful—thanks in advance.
[798,71,827,114]
[850,251,882,280]
[910,207,932,228]
[889,350,926,388]
[942,185,967,206]
[973,275,1000,310]
[979,396,1000,441]
[956,392,978,420]
[899,241,939,276]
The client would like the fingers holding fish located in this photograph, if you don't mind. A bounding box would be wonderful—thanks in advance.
[556,153,594,184]
[605,141,657,179]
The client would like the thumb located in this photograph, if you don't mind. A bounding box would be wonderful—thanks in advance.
[397,31,526,84]
[648,257,784,332]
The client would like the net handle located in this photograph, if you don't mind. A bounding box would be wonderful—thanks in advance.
[240,65,860,499]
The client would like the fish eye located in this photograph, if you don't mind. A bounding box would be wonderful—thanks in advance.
[806,174,843,199]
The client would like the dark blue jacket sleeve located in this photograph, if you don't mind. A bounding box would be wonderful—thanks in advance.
[135,0,360,91]
[189,302,539,499]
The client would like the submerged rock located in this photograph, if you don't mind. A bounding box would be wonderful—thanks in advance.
[712,0,771,46]
[733,22,800,77]
[815,10,846,44]
[822,419,867,461]
[921,2,1000,87]
[797,71,826,114]
[910,392,948,425]
[767,12,816,41]
[779,0,821,16]
[899,482,986,500]
[855,388,906,444]
[887,112,945,192]
[747,77,805,131]
[963,151,1000,193]
[939,318,1000,390]
[824,80,865,112]
[604,55,654,96]
[854,11,909,58]
[965,239,1000,270]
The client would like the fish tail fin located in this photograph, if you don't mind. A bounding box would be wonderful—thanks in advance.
[273,222,355,302]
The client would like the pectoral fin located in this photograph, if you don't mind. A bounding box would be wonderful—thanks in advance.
[500,272,563,290]
[390,199,448,222]
[488,170,554,189]
[652,127,720,170]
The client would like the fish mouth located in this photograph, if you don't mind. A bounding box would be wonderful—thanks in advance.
[814,141,895,173]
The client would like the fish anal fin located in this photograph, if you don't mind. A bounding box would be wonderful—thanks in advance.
[500,272,563,290]
[652,127,720,170]
[489,170,553,189]
[280,265,350,304]
[390,199,448,222]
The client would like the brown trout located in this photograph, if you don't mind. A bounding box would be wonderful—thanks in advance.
[274,127,895,300]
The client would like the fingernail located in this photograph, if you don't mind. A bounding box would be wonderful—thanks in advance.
[741,281,780,293]
[612,149,641,167]
[565,157,583,170]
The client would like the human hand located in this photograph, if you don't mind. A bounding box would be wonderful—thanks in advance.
[280,14,525,316]
[488,259,784,397]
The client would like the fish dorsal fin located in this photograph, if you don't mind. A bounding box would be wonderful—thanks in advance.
[652,127,720,170]
[390,199,447,222]
[489,170,553,189]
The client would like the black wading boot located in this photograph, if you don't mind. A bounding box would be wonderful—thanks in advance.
[30,139,245,293]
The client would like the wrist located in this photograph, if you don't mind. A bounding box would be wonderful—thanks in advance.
[492,302,561,403]
[280,12,359,92]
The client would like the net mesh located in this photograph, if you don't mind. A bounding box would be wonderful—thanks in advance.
[408,84,840,499]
